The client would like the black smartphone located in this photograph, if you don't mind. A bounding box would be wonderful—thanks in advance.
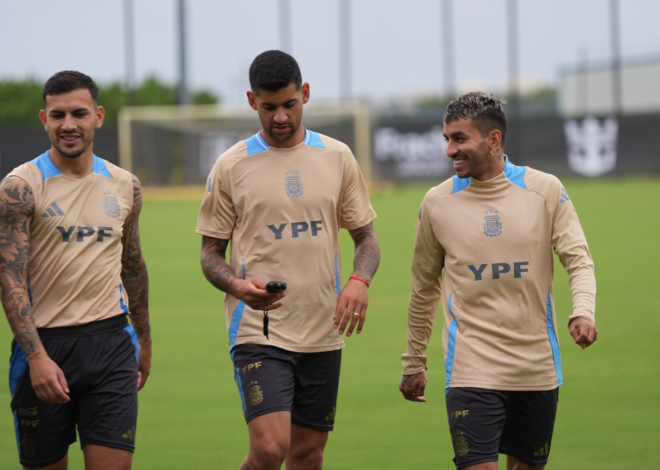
[266,281,287,293]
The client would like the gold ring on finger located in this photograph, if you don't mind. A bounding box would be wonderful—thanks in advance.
[352,312,360,317]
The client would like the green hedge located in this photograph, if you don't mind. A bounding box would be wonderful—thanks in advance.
[0,76,219,126]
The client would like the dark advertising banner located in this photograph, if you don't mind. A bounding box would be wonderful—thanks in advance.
[372,113,660,181]
[0,128,119,177]
[1,113,658,182]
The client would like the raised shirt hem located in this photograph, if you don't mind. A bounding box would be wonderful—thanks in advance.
[233,337,345,354]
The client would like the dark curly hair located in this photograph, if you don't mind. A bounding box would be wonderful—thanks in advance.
[43,71,99,104]
[249,50,302,95]
[444,92,508,144]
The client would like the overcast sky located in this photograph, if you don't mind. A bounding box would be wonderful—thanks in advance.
[1,0,659,104]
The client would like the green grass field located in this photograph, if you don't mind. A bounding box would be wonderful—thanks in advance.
[1,178,658,469]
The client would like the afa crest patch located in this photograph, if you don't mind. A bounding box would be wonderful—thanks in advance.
[483,209,502,237]
[285,171,304,198]
[248,381,264,406]
[104,192,120,218]
[453,431,469,457]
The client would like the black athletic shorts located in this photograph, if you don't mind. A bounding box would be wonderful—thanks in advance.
[446,387,559,468]
[232,343,341,432]
[8,315,139,468]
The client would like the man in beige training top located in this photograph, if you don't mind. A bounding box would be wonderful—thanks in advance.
[1,71,151,469]
[197,50,380,469]
[399,92,598,470]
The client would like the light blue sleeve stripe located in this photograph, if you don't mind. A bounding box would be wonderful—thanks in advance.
[503,156,527,189]
[234,368,247,412]
[445,292,458,394]
[31,151,61,181]
[546,290,563,386]
[92,155,113,178]
[334,253,341,295]
[124,325,139,362]
[119,284,129,313]
[451,176,470,194]
[229,260,247,360]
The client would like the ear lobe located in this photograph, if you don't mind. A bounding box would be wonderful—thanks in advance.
[302,83,310,104]
[96,105,105,128]
[247,91,258,110]
[489,129,502,149]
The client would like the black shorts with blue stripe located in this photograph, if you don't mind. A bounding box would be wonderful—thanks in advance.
[446,387,559,468]
[9,314,139,468]
[233,343,341,432]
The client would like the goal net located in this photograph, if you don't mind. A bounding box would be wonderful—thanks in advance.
[118,104,371,186]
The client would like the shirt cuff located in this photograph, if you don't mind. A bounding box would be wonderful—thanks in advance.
[401,353,427,375]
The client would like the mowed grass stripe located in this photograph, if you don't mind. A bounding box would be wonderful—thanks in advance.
[0,178,658,469]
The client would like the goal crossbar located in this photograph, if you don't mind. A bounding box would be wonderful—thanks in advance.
[118,103,372,184]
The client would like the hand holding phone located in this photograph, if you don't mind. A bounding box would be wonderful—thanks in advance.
[263,281,287,339]
[266,281,287,294]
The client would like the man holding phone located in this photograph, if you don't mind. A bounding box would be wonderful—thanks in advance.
[196,50,380,470]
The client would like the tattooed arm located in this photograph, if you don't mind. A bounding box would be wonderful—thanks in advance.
[200,236,285,311]
[0,176,69,403]
[121,175,151,391]
[333,222,381,337]
[200,237,236,295]
[348,222,380,284]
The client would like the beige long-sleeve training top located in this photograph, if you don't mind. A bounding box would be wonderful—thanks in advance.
[402,157,596,391]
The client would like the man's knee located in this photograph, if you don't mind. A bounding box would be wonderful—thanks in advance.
[249,439,288,467]
[287,445,324,469]
[506,455,545,470]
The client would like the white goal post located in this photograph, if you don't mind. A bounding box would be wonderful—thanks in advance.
[117,103,372,186]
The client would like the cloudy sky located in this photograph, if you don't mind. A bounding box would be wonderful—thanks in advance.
[1,0,659,104]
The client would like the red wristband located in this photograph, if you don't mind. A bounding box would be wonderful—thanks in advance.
[349,276,370,288]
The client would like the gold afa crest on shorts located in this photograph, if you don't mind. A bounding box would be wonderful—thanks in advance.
[248,381,264,406]
[453,431,469,457]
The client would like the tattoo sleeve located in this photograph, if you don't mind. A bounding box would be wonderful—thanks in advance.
[348,222,381,284]
[0,177,43,360]
[200,236,236,296]
[121,175,150,345]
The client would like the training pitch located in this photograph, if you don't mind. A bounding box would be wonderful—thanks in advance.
[1,178,658,469]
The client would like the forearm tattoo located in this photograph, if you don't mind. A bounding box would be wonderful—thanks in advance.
[121,175,150,345]
[201,236,236,296]
[348,222,380,283]
[0,177,43,359]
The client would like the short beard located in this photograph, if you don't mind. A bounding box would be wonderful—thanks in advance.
[52,143,88,159]
[465,143,491,178]
[51,130,94,159]
[261,117,302,143]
